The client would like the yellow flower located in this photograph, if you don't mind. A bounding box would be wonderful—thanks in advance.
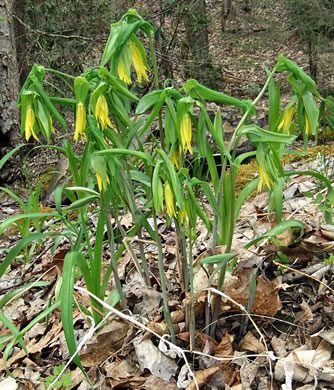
[180,114,193,154]
[25,106,39,142]
[164,182,176,218]
[96,172,110,192]
[278,106,295,134]
[74,102,86,142]
[305,112,311,135]
[118,60,131,85]
[170,147,180,169]
[129,41,149,84]
[257,163,274,192]
[178,200,189,226]
[92,155,110,192]
[95,95,113,130]
[50,115,55,134]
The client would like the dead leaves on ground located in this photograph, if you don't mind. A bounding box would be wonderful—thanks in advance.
[2,155,334,388]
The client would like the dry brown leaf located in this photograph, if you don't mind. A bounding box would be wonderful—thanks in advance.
[133,336,178,382]
[104,359,140,380]
[195,333,218,354]
[185,366,220,390]
[80,320,131,367]
[0,319,63,371]
[275,226,294,246]
[96,320,129,350]
[143,375,179,390]
[214,332,236,388]
[147,320,180,336]
[239,331,265,354]
[321,224,334,240]
[171,308,185,324]
[222,269,281,317]
[295,300,314,323]
[216,331,233,358]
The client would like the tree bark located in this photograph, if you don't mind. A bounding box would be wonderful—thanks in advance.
[183,0,210,84]
[0,0,21,145]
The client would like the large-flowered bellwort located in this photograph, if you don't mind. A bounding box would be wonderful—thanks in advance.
[74,76,89,142]
[180,113,193,154]
[95,95,113,130]
[25,106,39,142]
[74,102,87,142]
[278,106,295,134]
[117,37,149,85]
[164,182,176,218]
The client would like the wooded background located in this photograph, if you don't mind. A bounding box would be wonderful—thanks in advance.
[2,0,334,143]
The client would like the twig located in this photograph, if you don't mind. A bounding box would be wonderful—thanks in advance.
[12,13,95,41]
[207,287,273,377]
[74,286,199,390]
[273,260,334,294]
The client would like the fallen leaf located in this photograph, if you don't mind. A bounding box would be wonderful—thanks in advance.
[0,378,18,390]
[133,336,178,382]
[185,366,220,390]
[143,375,178,390]
[295,300,313,323]
[239,331,265,354]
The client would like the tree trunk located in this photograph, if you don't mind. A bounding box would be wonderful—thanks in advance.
[221,0,232,33]
[183,0,210,84]
[0,0,21,145]
[308,38,317,82]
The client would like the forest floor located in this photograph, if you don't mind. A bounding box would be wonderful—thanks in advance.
[1,0,334,389]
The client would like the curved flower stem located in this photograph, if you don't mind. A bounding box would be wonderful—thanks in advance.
[45,68,76,80]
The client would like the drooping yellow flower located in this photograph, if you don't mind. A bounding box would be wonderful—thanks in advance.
[180,114,193,154]
[118,60,131,85]
[304,112,311,135]
[96,172,110,192]
[164,182,176,218]
[278,106,295,134]
[170,147,180,169]
[74,102,86,142]
[50,115,56,134]
[257,163,274,192]
[25,106,39,142]
[129,41,149,84]
[95,95,113,130]
[92,155,110,192]
[178,200,189,226]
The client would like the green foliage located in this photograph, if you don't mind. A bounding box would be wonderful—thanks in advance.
[45,364,72,389]
[285,0,334,41]
[1,8,330,386]
[324,254,334,265]
[24,0,129,74]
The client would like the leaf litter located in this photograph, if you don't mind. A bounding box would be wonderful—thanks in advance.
[1,155,334,389]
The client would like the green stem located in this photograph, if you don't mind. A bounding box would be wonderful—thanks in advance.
[148,33,165,151]
[45,68,76,80]
[188,223,196,350]
[153,210,175,342]
[101,194,128,311]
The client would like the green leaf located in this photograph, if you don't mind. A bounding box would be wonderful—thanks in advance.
[0,212,58,236]
[61,252,85,370]
[96,148,153,165]
[244,219,304,248]
[136,90,163,114]
[156,149,183,209]
[302,90,319,136]
[65,195,98,211]
[0,144,25,171]
[200,253,237,266]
